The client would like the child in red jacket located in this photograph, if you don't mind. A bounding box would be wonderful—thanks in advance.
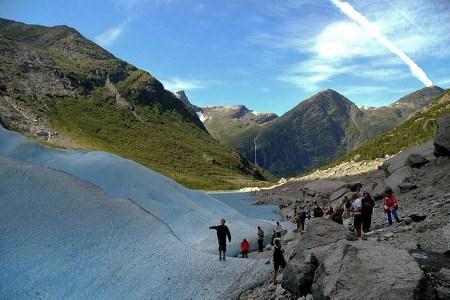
[241,239,250,258]
[384,188,401,225]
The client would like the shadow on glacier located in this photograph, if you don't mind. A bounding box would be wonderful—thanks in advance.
[0,126,274,256]
[0,156,270,299]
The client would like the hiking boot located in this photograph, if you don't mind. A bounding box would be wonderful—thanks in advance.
[223,257,226,261]
[219,257,222,261]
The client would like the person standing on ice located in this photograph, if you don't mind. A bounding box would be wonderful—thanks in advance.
[275,221,283,238]
[257,226,265,252]
[209,219,231,261]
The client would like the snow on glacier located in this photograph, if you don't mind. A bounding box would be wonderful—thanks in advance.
[0,126,274,255]
[0,156,270,299]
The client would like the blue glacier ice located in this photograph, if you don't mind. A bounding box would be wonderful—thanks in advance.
[0,126,275,299]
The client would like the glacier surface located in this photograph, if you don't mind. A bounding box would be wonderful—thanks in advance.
[0,156,270,299]
[0,126,275,299]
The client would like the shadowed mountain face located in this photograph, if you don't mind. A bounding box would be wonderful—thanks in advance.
[0,18,270,190]
[192,86,444,177]
[250,89,363,176]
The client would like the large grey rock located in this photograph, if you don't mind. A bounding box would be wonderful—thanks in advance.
[372,180,387,200]
[381,141,435,175]
[386,166,413,193]
[346,182,362,192]
[281,218,347,296]
[361,182,376,195]
[329,187,350,202]
[406,153,429,168]
[434,113,450,156]
[312,240,425,300]
[439,268,450,284]
[303,180,347,198]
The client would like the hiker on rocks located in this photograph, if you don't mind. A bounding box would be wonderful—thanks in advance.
[240,239,250,258]
[272,238,286,284]
[257,226,265,252]
[330,207,344,225]
[275,221,283,238]
[325,205,334,216]
[361,191,375,232]
[384,188,401,226]
[298,207,307,232]
[313,204,324,218]
[209,218,231,261]
[343,196,352,218]
[351,193,363,238]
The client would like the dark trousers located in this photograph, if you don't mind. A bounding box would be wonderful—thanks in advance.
[362,213,372,232]
[258,239,264,252]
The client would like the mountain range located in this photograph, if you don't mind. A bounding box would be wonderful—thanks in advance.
[0,18,270,190]
[181,86,444,176]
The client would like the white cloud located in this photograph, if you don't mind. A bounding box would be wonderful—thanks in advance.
[161,77,206,91]
[255,1,450,92]
[330,0,433,87]
[95,20,129,47]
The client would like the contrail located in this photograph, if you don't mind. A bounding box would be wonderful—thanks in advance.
[330,0,433,87]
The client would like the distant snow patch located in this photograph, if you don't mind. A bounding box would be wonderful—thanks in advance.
[196,111,207,122]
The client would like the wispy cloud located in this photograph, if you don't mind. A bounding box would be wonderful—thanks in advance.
[161,77,206,91]
[253,1,449,93]
[95,20,129,47]
[330,0,433,87]
[95,0,155,47]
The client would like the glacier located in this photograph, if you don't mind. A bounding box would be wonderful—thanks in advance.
[0,126,274,299]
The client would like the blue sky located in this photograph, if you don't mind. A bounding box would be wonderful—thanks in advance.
[1,0,449,115]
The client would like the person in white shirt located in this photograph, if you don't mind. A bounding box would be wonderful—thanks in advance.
[275,221,283,238]
[351,193,363,239]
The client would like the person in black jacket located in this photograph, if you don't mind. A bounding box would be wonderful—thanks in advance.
[272,238,286,284]
[361,192,375,233]
[313,205,324,218]
[209,219,231,261]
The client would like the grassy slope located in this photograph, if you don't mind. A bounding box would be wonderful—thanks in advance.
[49,88,271,190]
[326,89,450,167]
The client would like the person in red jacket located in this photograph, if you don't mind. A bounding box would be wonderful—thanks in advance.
[384,188,401,225]
[241,239,250,258]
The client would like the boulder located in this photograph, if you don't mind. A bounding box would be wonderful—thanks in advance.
[281,218,347,296]
[385,166,413,193]
[312,240,425,300]
[434,113,450,156]
[438,268,450,284]
[347,182,362,192]
[361,182,376,195]
[436,287,450,299]
[381,141,435,175]
[372,180,387,200]
[329,187,350,202]
[398,181,418,193]
[303,180,347,199]
[406,153,429,168]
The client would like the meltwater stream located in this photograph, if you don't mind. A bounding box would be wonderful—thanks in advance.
[208,192,282,221]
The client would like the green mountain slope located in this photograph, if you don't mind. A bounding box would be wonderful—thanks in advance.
[329,89,450,166]
[0,18,271,190]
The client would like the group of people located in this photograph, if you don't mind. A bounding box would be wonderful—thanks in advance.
[209,219,286,283]
[208,187,401,284]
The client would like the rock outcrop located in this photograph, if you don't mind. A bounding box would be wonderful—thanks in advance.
[312,241,425,300]
[282,219,347,295]
[281,219,426,299]
[434,113,450,156]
